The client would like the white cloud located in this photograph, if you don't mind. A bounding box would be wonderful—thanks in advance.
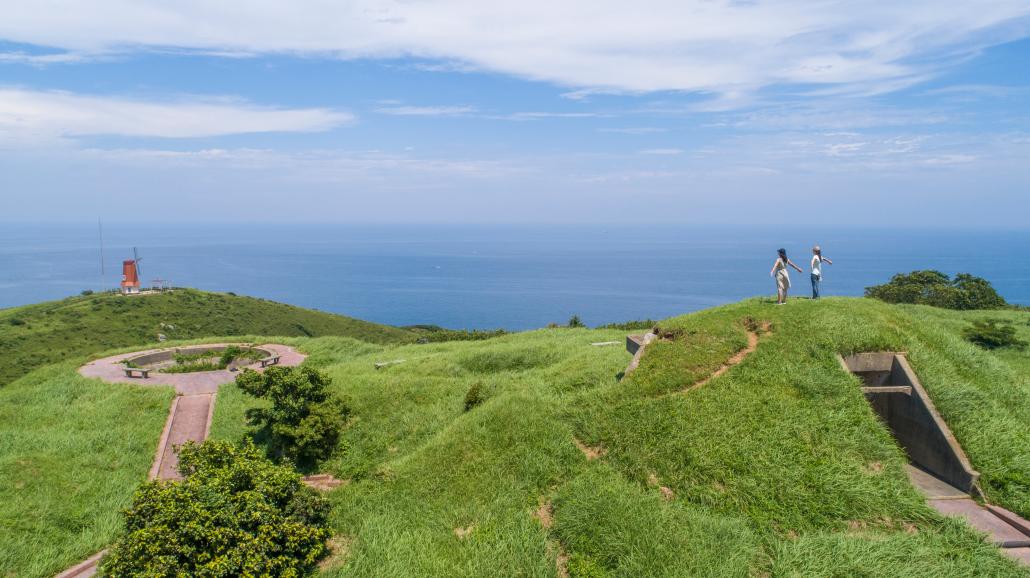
[495,112,604,121]
[598,127,668,135]
[0,51,95,65]
[375,105,476,116]
[0,88,353,144]
[639,148,683,155]
[2,1,1027,97]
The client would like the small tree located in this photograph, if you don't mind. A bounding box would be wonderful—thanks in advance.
[865,270,1006,310]
[568,315,585,328]
[236,366,349,464]
[101,440,331,577]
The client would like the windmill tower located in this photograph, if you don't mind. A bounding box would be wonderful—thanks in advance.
[121,247,143,295]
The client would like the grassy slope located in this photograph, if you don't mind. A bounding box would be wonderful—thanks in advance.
[0,363,173,577]
[208,298,1028,577]
[0,289,414,386]
[0,286,412,578]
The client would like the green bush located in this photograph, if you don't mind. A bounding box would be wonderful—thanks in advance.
[80,290,94,296]
[219,345,243,366]
[405,324,508,343]
[568,315,585,328]
[962,319,1027,350]
[463,382,485,412]
[100,440,331,577]
[865,270,1007,310]
[236,366,349,464]
[8,318,26,326]
[598,319,657,331]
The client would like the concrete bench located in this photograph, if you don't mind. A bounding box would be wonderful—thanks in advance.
[260,356,281,368]
[123,367,151,379]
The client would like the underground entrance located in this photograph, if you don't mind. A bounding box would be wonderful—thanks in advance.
[838,352,979,493]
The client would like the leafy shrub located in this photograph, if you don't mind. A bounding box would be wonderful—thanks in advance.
[463,382,485,412]
[100,440,331,577]
[8,318,26,326]
[405,324,508,343]
[599,319,657,331]
[236,366,349,464]
[865,271,1006,310]
[962,319,1027,350]
[568,315,585,328]
[80,289,94,296]
[219,345,243,366]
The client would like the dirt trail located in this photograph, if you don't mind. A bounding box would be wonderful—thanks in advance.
[680,322,769,394]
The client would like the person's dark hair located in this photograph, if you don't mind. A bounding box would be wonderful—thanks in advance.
[778,248,787,260]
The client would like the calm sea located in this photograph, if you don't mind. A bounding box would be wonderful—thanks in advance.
[1,223,1027,330]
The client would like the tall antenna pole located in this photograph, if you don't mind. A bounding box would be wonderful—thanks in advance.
[98,217,105,275]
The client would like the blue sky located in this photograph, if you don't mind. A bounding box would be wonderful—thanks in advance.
[1,1,1029,226]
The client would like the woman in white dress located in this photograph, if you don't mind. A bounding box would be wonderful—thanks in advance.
[770,248,803,304]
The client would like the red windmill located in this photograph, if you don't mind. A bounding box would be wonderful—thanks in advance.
[121,247,143,295]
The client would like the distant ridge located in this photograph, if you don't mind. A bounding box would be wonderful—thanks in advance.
[0,288,414,386]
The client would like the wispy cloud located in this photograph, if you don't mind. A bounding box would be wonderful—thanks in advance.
[374,104,477,117]
[4,1,1025,98]
[0,50,95,65]
[638,148,683,155]
[494,111,604,121]
[598,127,668,135]
[0,88,353,144]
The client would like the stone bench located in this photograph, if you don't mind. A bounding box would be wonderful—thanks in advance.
[260,356,281,368]
[123,367,151,379]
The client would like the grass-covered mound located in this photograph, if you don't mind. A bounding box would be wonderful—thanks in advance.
[206,298,1028,576]
[0,289,414,385]
[4,297,1029,576]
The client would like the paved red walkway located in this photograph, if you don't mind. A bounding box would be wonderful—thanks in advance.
[79,343,305,395]
[59,344,306,577]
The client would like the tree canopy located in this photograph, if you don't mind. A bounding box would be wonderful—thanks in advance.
[101,440,331,577]
[865,270,1006,310]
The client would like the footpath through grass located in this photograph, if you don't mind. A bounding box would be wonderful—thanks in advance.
[0,288,415,386]
[208,297,1028,577]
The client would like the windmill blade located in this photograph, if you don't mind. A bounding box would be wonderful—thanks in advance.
[133,247,143,277]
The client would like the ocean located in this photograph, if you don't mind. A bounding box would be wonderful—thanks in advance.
[1,223,1028,330]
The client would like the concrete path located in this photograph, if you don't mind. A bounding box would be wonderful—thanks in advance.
[58,344,306,577]
[153,394,215,481]
[79,343,305,395]
[906,465,1030,563]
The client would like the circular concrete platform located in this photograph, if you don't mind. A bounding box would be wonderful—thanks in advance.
[78,343,306,395]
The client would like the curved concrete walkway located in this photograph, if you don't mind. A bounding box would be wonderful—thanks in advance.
[58,344,306,578]
[79,343,306,395]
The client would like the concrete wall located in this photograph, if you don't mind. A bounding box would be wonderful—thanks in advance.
[127,345,271,368]
[841,353,979,493]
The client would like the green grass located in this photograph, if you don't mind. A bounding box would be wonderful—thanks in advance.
[206,298,1028,576]
[0,363,174,577]
[0,289,415,386]
[4,296,1030,576]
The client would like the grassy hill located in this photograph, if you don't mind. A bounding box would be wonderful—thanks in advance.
[2,296,1029,576]
[0,289,414,386]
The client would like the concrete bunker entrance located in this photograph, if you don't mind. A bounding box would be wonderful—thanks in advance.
[839,352,979,493]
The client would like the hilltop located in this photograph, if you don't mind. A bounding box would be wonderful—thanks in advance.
[2,296,1029,576]
[0,289,414,385]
